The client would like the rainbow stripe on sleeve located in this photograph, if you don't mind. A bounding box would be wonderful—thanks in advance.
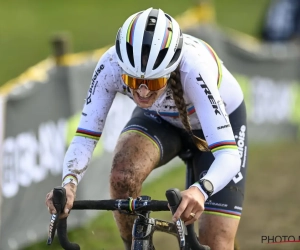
[75,128,102,141]
[209,140,238,153]
[199,40,223,89]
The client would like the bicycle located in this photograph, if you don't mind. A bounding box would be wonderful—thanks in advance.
[46,150,211,250]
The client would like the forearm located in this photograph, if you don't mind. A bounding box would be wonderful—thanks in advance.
[191,150,241,200]
[202,151,241,194]
[62,136,97,185]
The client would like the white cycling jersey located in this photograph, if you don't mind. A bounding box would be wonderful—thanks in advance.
[62,34,244,197]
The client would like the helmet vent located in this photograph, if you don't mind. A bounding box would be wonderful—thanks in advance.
[115,28,123,62]
[153,48,168,70]
[167,48,181,68]
[167,31,183,68]
[146,19,157,32]
[145,9,159,32]
[126,43,135,67]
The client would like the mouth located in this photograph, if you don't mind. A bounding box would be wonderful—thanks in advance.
[136,92,153,103]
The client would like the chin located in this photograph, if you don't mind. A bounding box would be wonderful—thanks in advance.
[133,93,156,108]
[137,103,152,108]
[133,97,154,108]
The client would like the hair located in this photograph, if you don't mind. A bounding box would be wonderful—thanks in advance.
[140,44,209,151]
[168,68,210,152]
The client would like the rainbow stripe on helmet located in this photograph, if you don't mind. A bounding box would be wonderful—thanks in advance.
[160,19,173,50]
[126,13,141,45]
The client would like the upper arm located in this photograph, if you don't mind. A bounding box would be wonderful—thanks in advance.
[77,51,118,139]
[184,61,238,156]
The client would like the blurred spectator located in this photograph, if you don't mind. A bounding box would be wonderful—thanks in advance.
[261,0,300,42]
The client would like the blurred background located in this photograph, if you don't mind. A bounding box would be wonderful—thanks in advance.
[0,0,299,249]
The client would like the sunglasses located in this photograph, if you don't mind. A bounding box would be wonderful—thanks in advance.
[121,74,169,91]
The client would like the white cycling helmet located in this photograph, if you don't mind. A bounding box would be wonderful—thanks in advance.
[115,8,184,79]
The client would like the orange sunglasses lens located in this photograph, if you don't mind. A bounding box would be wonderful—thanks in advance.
[121,74,168,91]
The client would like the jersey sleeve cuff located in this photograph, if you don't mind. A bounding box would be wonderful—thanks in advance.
[190,182,209,201]
[62,174,78,187]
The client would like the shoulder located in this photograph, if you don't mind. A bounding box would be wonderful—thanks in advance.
[180,34,216,72]
[88,46,126,92]
[93,45,123,81]
[98,45,121,68]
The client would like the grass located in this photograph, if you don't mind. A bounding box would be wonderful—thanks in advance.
[0,0,195,86]
[0,0,271,86]
[237,140,300,250]
[213,0,271,37]
[23,141,300,250]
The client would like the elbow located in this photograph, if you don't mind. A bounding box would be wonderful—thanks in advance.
[233,156,242,176]
[214,149,242,177]
[226,150,242,177]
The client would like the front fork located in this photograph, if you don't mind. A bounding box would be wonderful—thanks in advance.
[131,196,155,250]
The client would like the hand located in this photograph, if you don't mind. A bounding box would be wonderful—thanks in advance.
[45,183,77,218]
[172,186,205,225]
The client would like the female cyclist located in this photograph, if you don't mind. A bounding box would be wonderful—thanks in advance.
[45,7,247,250]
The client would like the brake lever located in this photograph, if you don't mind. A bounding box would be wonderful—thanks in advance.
[165,188,187,249]
[166,188,211,250]
[46,187,67,245]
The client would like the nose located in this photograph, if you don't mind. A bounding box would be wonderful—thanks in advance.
[137,84,151,97]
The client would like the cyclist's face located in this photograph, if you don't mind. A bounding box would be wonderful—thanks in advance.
[131,84,166,108]
[130,48,167,108]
